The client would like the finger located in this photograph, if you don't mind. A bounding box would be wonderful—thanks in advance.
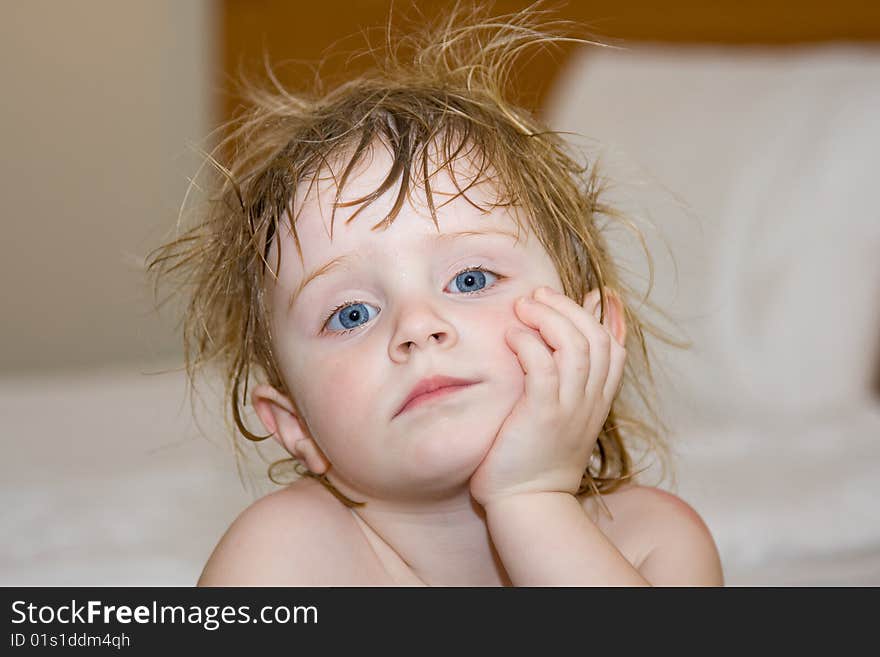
[532,287,611,402]
[514,296,589,410]
[505,326,559,410]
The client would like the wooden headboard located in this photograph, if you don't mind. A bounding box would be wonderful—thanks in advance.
[220,0,880,117]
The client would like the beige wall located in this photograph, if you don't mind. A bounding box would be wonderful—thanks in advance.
[0,0,215,373]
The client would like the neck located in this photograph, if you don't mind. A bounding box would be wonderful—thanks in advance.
[347,484,512,587]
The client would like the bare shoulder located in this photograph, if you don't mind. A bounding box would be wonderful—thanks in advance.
[197,477,378,586]
[581,484,725,586]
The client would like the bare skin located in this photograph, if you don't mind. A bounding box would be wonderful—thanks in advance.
[198,475,722,586]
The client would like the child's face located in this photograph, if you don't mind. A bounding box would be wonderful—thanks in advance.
[259,142,565,499]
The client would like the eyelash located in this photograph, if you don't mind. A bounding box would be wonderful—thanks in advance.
[321,264,502,336]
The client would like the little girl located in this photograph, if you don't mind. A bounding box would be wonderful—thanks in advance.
[147,3,723,586]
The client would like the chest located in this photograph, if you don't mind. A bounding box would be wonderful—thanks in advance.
[344,513,426,586]
[343,495,651,586]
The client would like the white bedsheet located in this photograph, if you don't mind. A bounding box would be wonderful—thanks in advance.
[1,363,276,586]
[2,363,878,585]
[667,408,880,585]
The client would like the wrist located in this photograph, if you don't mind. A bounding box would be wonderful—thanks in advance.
[481,490,577,516]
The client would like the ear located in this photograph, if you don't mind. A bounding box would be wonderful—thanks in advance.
[250,384,330,475]
[582,287,627,347]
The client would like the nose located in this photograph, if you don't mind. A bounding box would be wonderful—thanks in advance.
[389,300,458,361]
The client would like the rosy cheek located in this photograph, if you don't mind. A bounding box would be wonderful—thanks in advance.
[473,299,519,330]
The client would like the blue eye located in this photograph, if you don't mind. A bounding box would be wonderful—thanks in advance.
[324,301,378,334]
[447,265,498,294]
[321,265,501,336]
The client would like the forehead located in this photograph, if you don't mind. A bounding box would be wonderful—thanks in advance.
[273,140,526,273]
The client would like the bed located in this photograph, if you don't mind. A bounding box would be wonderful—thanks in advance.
[3,6,879,587]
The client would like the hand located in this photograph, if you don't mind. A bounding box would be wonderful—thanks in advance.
[469,286,627,508]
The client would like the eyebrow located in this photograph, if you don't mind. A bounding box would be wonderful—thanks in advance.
[287,228,519,313]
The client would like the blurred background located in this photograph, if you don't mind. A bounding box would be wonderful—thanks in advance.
[2,0,878,585]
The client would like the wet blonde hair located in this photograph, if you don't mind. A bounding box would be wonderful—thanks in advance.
[146,0,688,510]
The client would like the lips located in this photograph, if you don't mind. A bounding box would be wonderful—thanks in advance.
[394,375,480,418]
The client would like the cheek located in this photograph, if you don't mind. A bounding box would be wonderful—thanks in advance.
[301,352,373,416]
[469,308,527,398]
[480,298,528,348]
[284,348,379,454]
[492,341,527,404]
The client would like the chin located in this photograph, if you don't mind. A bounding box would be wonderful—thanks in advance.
[398,410,503,484]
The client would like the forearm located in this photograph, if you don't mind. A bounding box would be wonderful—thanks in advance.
[485,492,651,587]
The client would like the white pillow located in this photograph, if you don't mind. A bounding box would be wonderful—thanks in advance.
[545,45,880,423]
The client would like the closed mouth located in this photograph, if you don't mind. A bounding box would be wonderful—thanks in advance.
[394,382,478,418]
